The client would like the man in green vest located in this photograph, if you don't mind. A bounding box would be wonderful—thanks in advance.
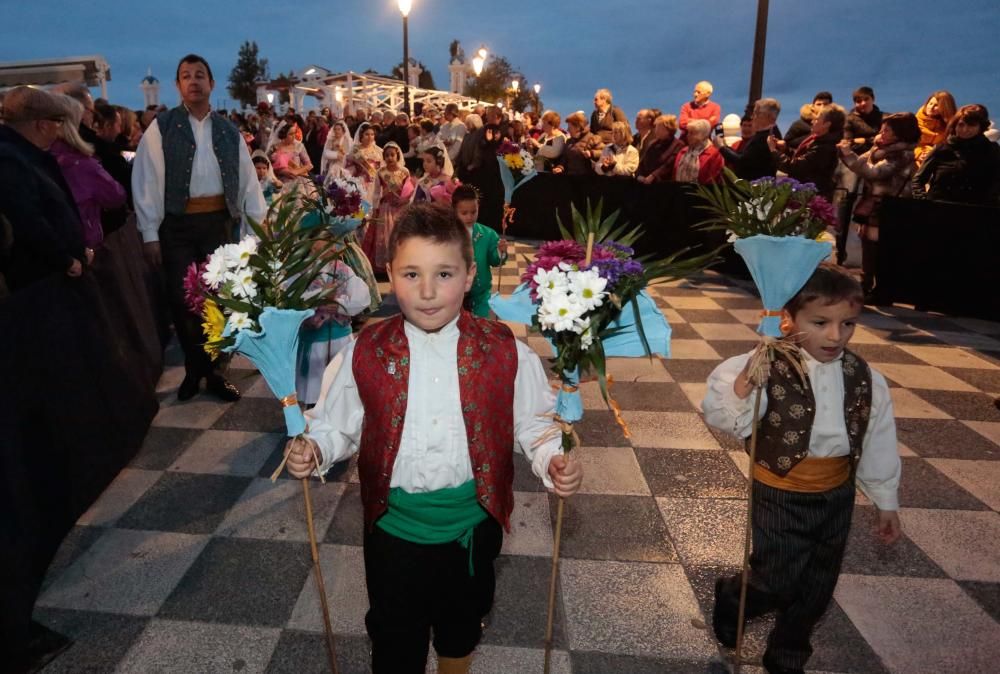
[133,54,266,401]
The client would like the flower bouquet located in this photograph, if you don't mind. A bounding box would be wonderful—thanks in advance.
[300,175,370,238]
[490,200,718,672]
[495,139,538,235]
[695,170,835,673]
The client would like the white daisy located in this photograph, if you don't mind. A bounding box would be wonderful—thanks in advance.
[568,269,607,312]
[533,267,569,300]
[227,311,254,332]
[235,236,259,267]
[539,292,583,332]
[202,254,227,290]
[221,243,243,269]
[229,269,258,299]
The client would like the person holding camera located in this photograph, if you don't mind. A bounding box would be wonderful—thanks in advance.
[715,98,781,180]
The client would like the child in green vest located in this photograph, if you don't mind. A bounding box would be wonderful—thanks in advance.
[284,202,582,674]
[451,185,507,318]
[701,266,901,674]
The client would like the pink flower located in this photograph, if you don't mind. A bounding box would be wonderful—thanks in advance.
[808,196,837,227]
[183,261,208,316]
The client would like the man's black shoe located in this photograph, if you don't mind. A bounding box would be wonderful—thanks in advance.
[205,375,241,402]
[177,374,201,401]
[762,651,806,674]
[10,621,73,674]
[712,577,738,648]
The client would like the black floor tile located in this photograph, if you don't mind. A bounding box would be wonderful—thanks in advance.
[850,343,926,365]
[602,381,697,412]
[897,457,990,510]
[548,493,677,562]
[959,581,1000,623]
[570,651,730,674]
[712,296,764,310]
[684,563,773,660]
[706,427,747,453]
[259,440,354,482]
[634,448,746,499]
[667,322,702,340]
[266,631,371,674]
[32,608,149,674]
[662,359,720,383]
[895,419,1000,459]
[117,472,253,534]
[653,285,707,297]
[574,409,632,447]
[841,506,948,577]
[912,389,1000,422]
[808,601,892,674]
[883,330,946,346]
[674,308,735,323]
[512,452,548,492]
[212,396,286,433]
[324,483,364,546]
[159,537,312,627]
[940,367,1000,394]
[707,340,759,359]
[129,427,203,470]
[481,554,567,649]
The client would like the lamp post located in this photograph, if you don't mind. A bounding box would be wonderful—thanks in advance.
[748,0,769,109]
[398,0,412,116]
[533,83,541,112]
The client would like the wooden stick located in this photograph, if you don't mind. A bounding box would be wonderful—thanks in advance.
[733,385,764,674]
[543,496,566,674]
[302,478,339,674]
[584,232,595,266]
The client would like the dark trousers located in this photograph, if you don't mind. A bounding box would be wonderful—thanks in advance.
[363,516,503,674]
[716,480,855,671]
[861,237,878,296]
[158,211,234,378]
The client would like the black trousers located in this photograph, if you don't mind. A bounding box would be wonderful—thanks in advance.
[158,211,234,378]
[716,480,855,671]
[363,516,504,674]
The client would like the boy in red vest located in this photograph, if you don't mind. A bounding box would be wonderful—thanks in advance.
[701,267,901,674]
[285,202,583,674]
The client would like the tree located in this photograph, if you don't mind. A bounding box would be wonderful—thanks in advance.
[464,56,519,105]
[228,41,269,108]
[391,60,436,90]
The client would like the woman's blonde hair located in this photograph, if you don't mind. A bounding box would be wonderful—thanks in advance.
[611,120,633,145]
[56,95,94,156]
[653,114,678,136]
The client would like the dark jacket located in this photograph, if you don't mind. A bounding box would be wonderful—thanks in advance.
[589,106,627,144]
[637,136,683,182]
[774,131,841,199]
[783,118,812,150]
[560,132,603,176]
[912,134,1000,206]
[719,129,777,181]
[0,125,85,291]
[845,105,883,154]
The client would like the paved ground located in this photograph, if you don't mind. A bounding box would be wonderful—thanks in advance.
[35,241,1000,673]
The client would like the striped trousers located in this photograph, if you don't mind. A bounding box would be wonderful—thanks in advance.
[717,479,855,671]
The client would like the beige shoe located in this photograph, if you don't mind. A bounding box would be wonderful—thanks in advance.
[437,654,473,674]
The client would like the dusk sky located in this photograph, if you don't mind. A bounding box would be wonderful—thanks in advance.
[3,0,998,125]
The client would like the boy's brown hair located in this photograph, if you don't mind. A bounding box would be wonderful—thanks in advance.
[388,203,473,269]
[785,265,863,317]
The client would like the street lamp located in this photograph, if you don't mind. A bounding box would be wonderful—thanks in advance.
[398,0,412,116]
[472,55,484,76]
[533,83,541,95]
[511,79,519,93]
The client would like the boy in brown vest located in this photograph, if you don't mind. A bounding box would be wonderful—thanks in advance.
[702,267,901,674]
[284,203,583,674]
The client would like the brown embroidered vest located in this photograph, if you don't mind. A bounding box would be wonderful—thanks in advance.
[753,348,873,478]
[352,311,518,531]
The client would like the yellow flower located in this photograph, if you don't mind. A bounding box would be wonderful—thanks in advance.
[201,299,226,360]
[504,153,524,170]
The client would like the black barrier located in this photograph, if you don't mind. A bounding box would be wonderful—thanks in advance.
[878,197,1000,321]
[0,223,162,651]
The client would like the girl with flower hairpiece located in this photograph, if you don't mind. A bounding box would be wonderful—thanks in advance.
[364,141,413,273]
[413,145,459,206]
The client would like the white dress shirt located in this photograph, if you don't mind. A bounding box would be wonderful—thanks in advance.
[439,119,467,162]
[702,349,901,510]
[132,110,266,243]
[306,315,563,492]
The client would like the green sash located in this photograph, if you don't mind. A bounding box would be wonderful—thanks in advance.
[376,480,488,575]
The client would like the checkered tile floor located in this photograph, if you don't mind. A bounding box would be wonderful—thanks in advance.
[36,242,1000,673]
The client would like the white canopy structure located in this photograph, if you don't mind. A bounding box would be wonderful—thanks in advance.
[0,55,111,98]
[256,66,481,115]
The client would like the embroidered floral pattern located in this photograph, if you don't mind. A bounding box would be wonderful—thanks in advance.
[777,456,792,470]
[771,384,787,401]
[789,404,805,419]
[768,411,781,427]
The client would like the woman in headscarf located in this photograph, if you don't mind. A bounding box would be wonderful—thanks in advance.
[413,145,459,205]
[320,120,352,180]
[347,122,383,208]
[363,141,413,273]
[914,90,957,168]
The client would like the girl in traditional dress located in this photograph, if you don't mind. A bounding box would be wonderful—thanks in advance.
[321,121,353,180]
[364,141,414,273]
[413,146,459,205]
[347,122,383,209]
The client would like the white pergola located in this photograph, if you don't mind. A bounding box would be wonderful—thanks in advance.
[0,55,111,98]
[256,66,482,115]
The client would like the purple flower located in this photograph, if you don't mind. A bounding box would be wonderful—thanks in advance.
[808,195,837,227]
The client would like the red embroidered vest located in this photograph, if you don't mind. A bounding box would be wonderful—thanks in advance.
[352,311,518,531]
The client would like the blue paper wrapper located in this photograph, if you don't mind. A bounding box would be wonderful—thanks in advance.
[555,367,583,424]
[299,211,363,238]
[222,307,315,436]
[489,286,671,358]
[496,156,537,203]
[734,235,832,337]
